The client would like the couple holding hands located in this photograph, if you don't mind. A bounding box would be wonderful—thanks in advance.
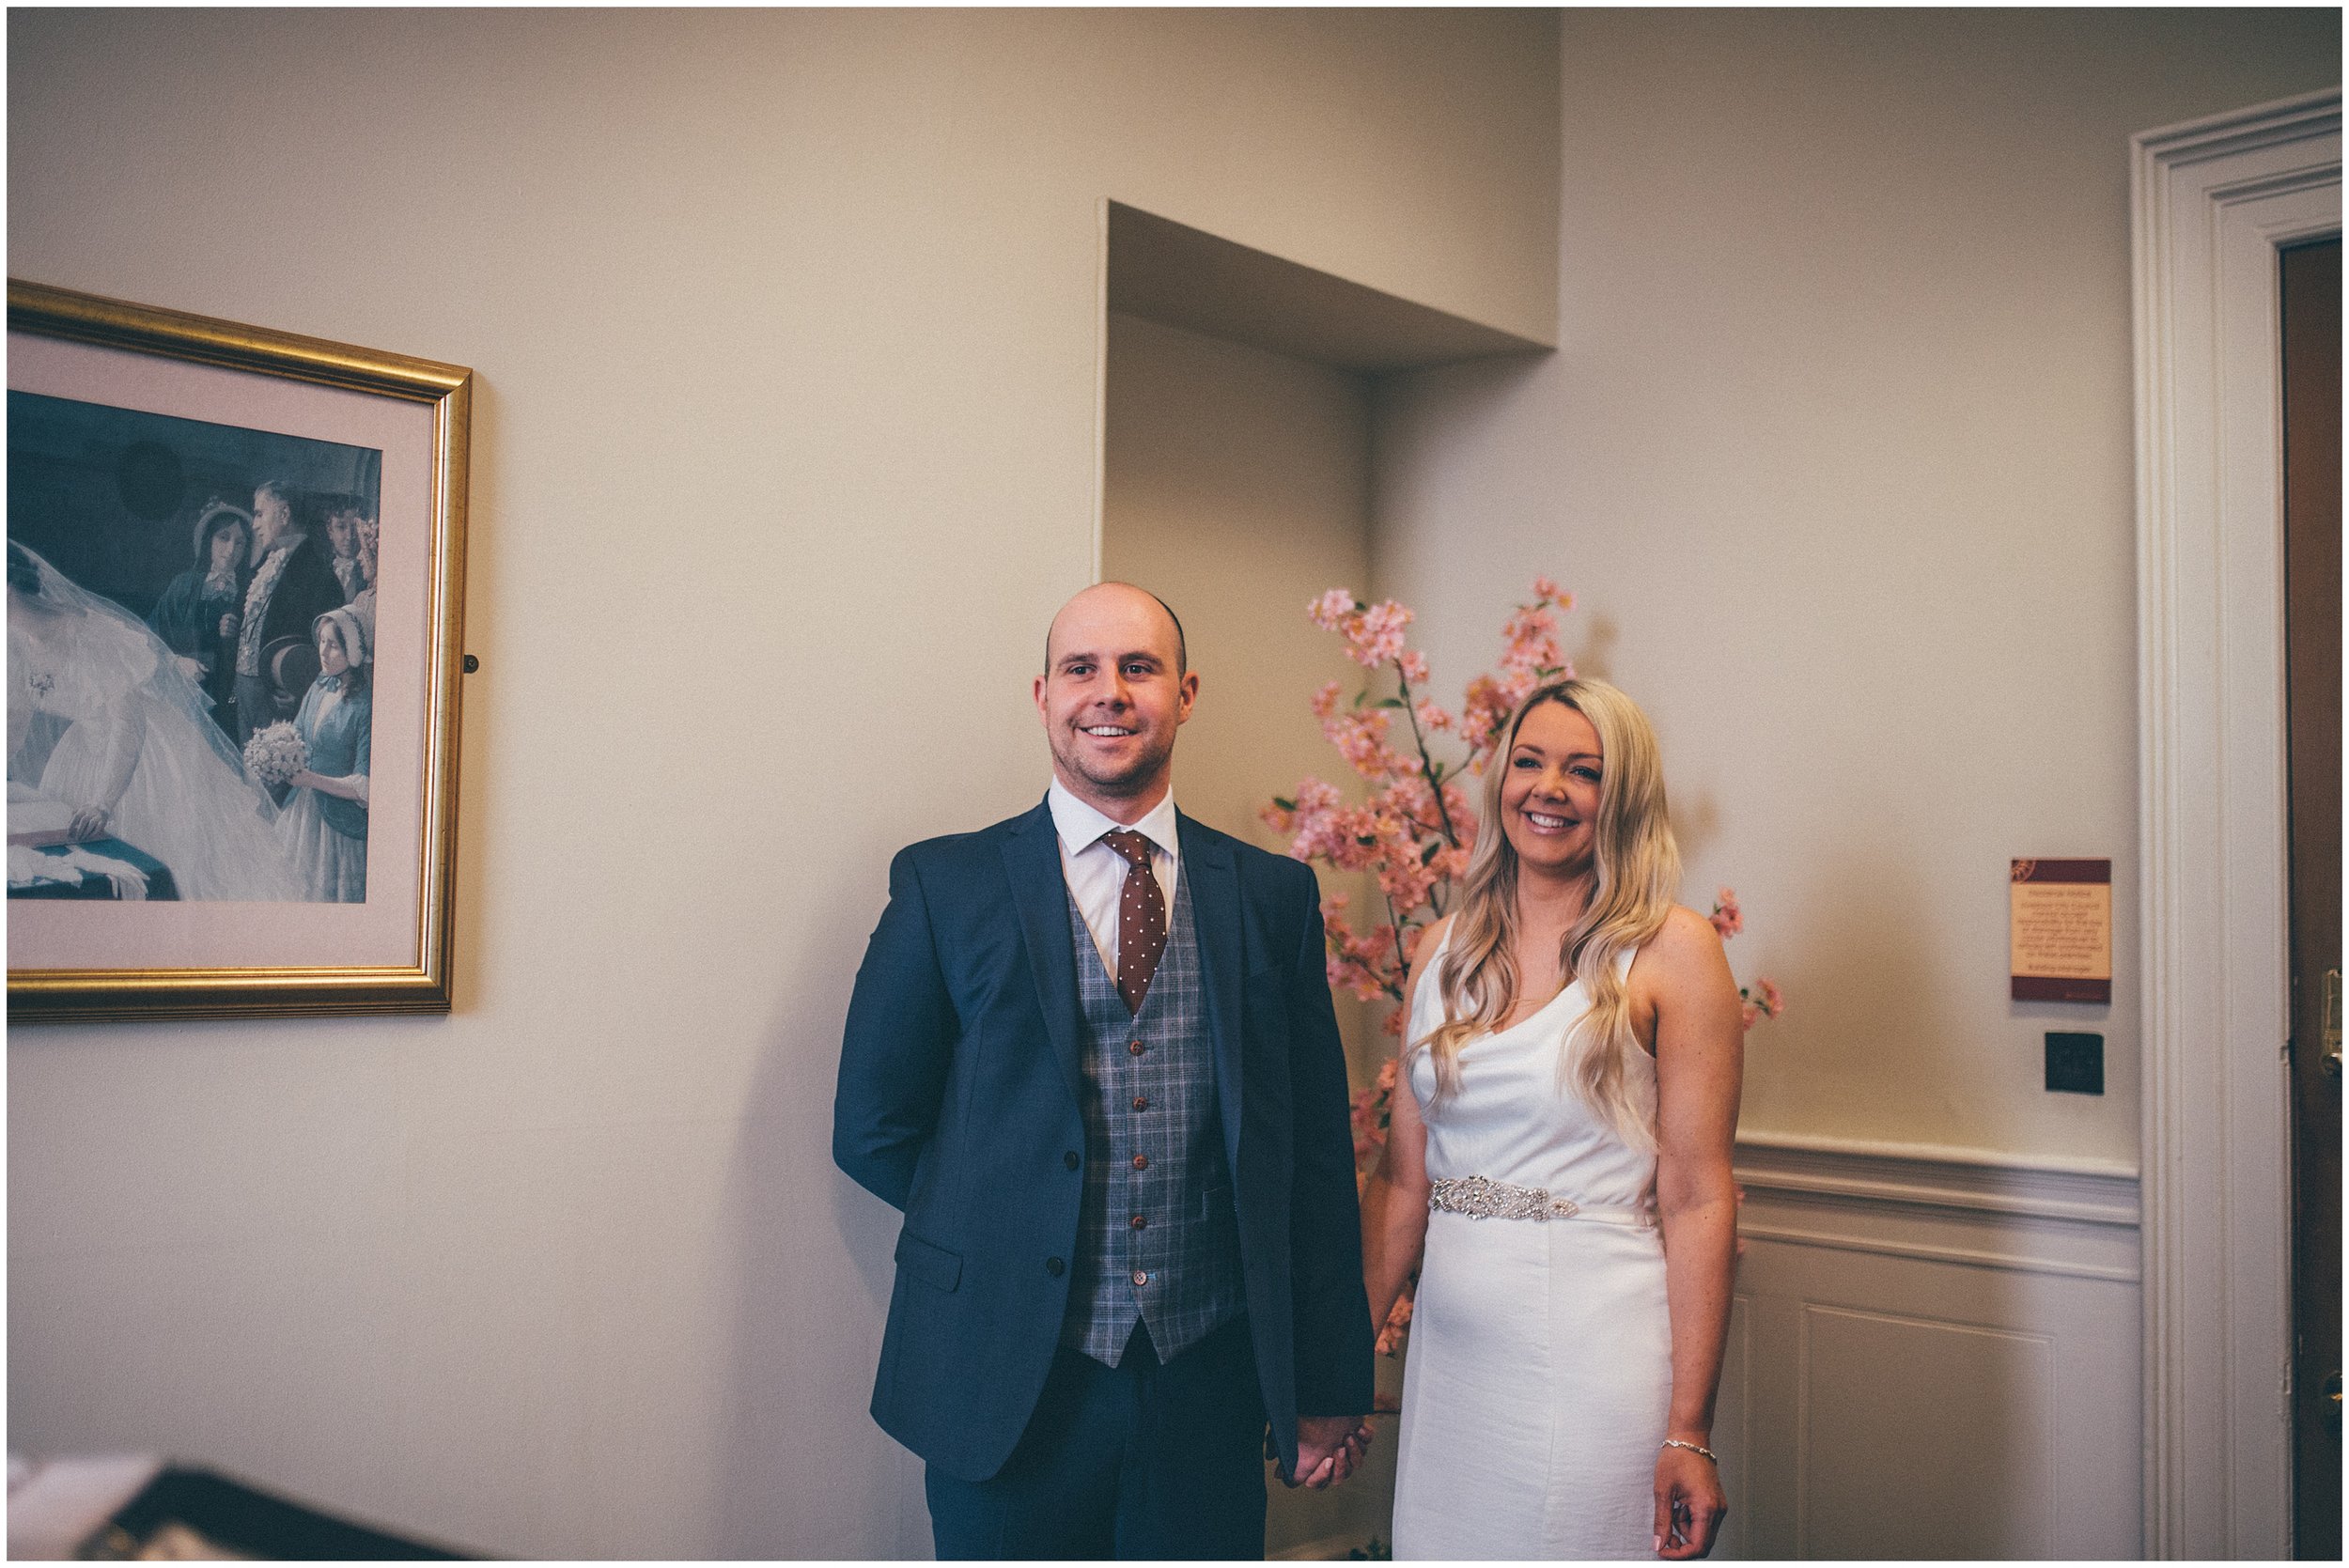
[834,583,1743,1560]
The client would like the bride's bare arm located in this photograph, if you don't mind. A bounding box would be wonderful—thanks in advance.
[1361,915,1446,1336]
[1641,905,1744,1559]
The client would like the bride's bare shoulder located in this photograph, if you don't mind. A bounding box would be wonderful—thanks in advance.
[1402,912,1456,1001]
[1629,905,1736,996]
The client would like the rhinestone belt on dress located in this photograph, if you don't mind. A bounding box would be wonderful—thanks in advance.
[1427,1173,1656,1228]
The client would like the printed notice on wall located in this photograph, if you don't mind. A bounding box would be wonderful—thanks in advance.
[2010,859,2112,1003]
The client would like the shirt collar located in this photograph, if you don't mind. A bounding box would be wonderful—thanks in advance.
[1047,778,1180,861]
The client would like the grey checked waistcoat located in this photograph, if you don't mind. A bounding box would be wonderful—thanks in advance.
[1062,870,1247,1366]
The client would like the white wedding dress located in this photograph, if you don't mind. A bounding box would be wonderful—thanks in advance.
[8,549,301,902]
[1390,928,1671,1560]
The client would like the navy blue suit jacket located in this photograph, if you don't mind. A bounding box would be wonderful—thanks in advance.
[833,798,1376,1483]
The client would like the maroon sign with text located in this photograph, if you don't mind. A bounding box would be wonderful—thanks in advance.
[2010,859,2112,1003]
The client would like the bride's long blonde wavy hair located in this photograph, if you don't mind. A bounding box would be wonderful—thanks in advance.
[1412,678,1681,1150]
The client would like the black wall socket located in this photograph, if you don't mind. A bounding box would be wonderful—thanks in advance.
[2046,1032,2104,1094]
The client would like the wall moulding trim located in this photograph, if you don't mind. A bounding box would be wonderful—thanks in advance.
[2130,86,2340,1562]
[1735,1131,2139,1226]
[1734,1132,2141,1283]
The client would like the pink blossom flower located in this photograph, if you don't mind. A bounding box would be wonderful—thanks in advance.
[1398,649,1431,685]
[1308,588,1359,631]
[1741,1000,1762,1032]
[1309,680,1343,720]
[1710,888,1744,940]
[1500,606,1561,678]
[1738,978,1785,1032]
[1349,599,1414,668]
[1296,777,1342,815]
[1414,697,1454,733]
[1531,576,1562,602]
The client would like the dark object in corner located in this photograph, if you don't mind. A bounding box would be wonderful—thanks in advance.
[87,1467,469,1560]
[2046,1032,2105,1095]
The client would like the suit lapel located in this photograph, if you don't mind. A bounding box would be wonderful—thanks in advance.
[1003,799,1087,1108]
[1178,812,1247,1177]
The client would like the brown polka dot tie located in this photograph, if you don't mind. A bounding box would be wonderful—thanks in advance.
[1102,829,1165,1017]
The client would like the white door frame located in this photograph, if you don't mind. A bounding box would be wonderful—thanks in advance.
[2132,88,2340,1560]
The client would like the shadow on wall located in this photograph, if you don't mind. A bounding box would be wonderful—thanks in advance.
[1782,834,1961,1129]
[716,893,920,1560]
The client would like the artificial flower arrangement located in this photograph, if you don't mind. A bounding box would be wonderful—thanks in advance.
[1261,579,1781,1355]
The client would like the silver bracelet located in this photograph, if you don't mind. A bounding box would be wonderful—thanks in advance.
[1659,1438,1718,1465]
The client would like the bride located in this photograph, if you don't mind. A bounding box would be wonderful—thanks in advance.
[1362,678,1743,1560]
[8,541,302,902]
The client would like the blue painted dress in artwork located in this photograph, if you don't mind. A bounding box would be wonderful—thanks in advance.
[273,673,370,901]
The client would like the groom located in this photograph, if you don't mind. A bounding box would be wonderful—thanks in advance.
[833,582,1375,1559]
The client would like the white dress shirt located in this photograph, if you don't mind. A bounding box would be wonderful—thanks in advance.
[1047,778,1181,979]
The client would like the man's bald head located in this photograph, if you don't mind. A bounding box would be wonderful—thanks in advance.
[1043,582,1187,676]
[1034,582,1199,818]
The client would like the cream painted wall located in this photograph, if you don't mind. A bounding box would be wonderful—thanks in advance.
[1101,313,1372,862]
[1373,8,2339,1166]
[6,9,1558,1559]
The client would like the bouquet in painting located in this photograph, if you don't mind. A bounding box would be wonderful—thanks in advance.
[1264,578,1783,1355]
[241,722,307,786]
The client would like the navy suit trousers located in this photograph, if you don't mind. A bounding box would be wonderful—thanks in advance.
[924,1317,1267,1560]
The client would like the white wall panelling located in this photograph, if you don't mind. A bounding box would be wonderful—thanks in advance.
[1723,1135,2142,1560]
[2130,88,2341,1561]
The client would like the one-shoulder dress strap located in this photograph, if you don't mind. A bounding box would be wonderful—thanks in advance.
[1409,919,1458,1043]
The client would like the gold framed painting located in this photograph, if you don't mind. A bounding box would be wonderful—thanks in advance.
[7,281,471,1019]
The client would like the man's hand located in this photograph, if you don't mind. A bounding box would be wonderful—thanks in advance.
[1287,1415,1375,1490]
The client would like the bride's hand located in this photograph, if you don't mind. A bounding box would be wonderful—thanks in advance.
[67,804,112,842]
[1652,1444,1726,1559]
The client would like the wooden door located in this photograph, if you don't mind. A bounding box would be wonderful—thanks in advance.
[2281,235,2340,1562]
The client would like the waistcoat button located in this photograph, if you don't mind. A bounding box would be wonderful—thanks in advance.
[1132,1095,1148,1111]
[1131,1269,1149,1287]
[1064,1150,1081,1171]
[1131,1155,1148,1171]
[1046,1256,1066,1277]
[1128,1040,1145,1056]
[1129,1214,1147,1230]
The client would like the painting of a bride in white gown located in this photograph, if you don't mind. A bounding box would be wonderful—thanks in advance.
[8,391,381,904]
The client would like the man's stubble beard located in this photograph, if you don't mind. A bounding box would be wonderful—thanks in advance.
[1050,723,1176,804]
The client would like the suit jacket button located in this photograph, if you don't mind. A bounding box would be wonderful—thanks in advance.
[1129,1214,1147,1230]
[1131,1155,1148,1171]
[1046,1256,1066,1277]
[1131,1269,1149,1287]
[1128,1040,1145,1056]
[1064,1150,1081,1171]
